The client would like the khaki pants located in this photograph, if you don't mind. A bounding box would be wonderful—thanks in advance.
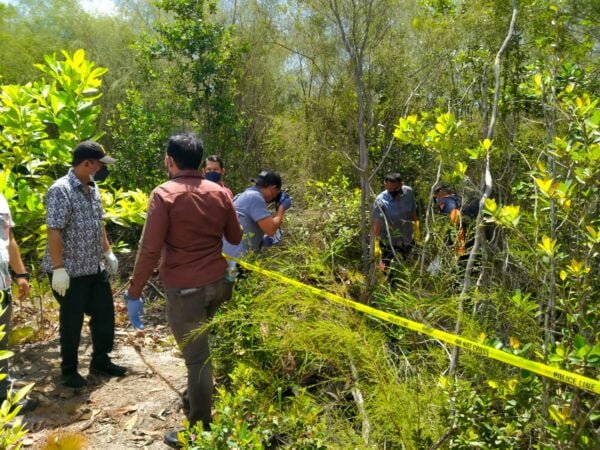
[166,277,233,428]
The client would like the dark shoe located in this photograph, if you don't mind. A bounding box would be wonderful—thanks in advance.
[90,361,127,377]
[164,430,184,449]
[62,372,87,388]
[181,389,190,416]
[0,396,38,414]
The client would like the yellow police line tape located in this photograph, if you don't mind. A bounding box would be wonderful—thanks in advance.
[227,256,600,395]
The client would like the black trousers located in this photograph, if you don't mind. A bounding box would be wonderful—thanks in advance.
[381,241,413,268]
[50,270,115,375]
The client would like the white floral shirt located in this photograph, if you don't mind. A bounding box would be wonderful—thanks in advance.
[0,193,12,291]
[42,168,106,277]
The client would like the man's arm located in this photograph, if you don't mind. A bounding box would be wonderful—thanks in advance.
[8,231,29,300]
[223,197,243,245]
[372,196,384,239]
[47,228,64,269]
[128,191,168,298]
[45,185,71,269]
[257,206,285,237]
[372,219,382,239]
[409,188,418,222]
[102,225,111,253]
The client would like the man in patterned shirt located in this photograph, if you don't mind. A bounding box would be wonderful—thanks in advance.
[43,141,126,388]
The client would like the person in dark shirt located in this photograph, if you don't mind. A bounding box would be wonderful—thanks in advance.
[434,184,483,257]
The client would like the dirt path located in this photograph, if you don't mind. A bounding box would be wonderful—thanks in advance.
[10,301,188,449]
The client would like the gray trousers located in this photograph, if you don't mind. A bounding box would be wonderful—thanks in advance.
[0,290,12,395]
[166,277,233,428]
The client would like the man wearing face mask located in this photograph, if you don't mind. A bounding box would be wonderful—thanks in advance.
[223,170,292,260]
[43,141,126,388]
[202,155,233,199]
[372,173,418,270]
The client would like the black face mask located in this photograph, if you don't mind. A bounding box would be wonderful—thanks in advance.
[94,166,109,182]
[389,190,402,198]
[204,171,222,183]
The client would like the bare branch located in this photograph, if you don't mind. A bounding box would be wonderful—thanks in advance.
[449,0,518,375]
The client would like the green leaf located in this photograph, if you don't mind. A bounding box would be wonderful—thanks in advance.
[573,334,586,350]
[548,405,562,423]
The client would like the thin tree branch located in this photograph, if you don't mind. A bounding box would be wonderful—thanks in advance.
[449,0,518,375]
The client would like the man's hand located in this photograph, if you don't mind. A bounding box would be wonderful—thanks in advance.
[52,268,70,296]
[104,250,118,276]
[124,293,144,330]
[15,278,29,301]
[278,192,292,210]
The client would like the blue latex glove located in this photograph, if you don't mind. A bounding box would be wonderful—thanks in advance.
[278,192,292,210]
[262,235,274,247]
[123,293,144,330]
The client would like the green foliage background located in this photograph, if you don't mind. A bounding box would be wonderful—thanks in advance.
[0,0,598,447]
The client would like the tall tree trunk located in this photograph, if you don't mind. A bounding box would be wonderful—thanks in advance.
[541,4,560,429]
[354,63,371,271]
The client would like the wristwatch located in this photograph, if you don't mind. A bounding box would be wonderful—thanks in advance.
[14,272,30,281]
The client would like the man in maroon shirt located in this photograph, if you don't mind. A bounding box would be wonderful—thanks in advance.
[126,132,242,448]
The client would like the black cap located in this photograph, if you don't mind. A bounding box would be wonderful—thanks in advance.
[433,183,453,194]
[72,141,116,164]
[254,170,281,189]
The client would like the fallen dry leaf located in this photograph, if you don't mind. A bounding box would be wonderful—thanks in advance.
[124,413,138,430]
[136,429,164,438]
[114,405,138,415]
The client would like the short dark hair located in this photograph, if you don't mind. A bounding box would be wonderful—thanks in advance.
[384,173,402,183]
[166,132,203,170]
[203,155,224,169]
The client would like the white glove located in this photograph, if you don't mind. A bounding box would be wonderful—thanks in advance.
[104,250,118,276]
[52,268,70,296]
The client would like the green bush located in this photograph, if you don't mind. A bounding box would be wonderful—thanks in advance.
[0,49,147,260]
[178,363,327,449]
[0,306,33,449]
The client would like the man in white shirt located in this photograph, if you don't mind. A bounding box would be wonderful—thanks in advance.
[0,192,36,412]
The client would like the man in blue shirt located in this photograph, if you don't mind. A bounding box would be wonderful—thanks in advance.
[223,171,291,260]
[434,184,480,256]
[372,173,417,269]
